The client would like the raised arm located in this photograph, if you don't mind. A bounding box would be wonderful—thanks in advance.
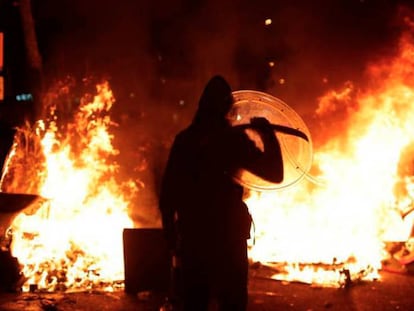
[241,117,284,183]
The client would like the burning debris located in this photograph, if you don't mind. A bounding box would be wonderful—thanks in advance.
[1,79,137,292]
[0,193,46,292]
[244,23,414,287]
[2,15,414,295]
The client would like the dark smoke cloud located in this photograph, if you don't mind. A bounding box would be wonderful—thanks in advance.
[33,0,407,116]
[30,0,412,224]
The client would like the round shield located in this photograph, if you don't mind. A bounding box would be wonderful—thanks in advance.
[229,90,313,191]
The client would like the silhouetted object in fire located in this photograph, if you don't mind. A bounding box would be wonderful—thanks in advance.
[0,124,16,173]
[158,75,284,310]
[0,191,44,292]
[0,125,43,292]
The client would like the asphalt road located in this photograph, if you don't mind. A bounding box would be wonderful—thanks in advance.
[0,269,413,311]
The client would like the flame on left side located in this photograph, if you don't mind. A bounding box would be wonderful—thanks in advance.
[2,81,136,292]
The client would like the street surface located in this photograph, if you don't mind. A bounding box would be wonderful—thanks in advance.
[0,269,413,311]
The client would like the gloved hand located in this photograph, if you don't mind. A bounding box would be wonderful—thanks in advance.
[249,117,272,131]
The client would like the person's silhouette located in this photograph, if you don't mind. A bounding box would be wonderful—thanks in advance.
[159,75,284,310]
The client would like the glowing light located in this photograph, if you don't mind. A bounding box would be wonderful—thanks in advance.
[247,27,414,287]
[3,19,414,291]
[4,81,137,292]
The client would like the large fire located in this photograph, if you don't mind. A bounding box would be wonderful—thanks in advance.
[1,80,136,291]
[1,17,414,293]
[246,27,414,286]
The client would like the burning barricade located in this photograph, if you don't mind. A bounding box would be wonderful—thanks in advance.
[0,79,136,292]
[2,22,414,293]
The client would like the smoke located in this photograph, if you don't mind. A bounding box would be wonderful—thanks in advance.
[30,0,412,224]
[33,0,407,124]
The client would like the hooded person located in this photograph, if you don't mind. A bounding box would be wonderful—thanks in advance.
[159,75,284,311]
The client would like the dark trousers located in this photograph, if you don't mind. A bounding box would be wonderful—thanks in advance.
[178,239,248,311]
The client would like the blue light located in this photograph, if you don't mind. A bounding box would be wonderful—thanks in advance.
[16,93,33,101]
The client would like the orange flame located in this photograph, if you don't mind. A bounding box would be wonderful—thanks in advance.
[6,81,136,291]
[246,28,414,286]
[3,20,414,292]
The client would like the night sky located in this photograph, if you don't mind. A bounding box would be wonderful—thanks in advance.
[31,0,412,117]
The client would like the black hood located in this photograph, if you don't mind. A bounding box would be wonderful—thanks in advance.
[192,75,233,127]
